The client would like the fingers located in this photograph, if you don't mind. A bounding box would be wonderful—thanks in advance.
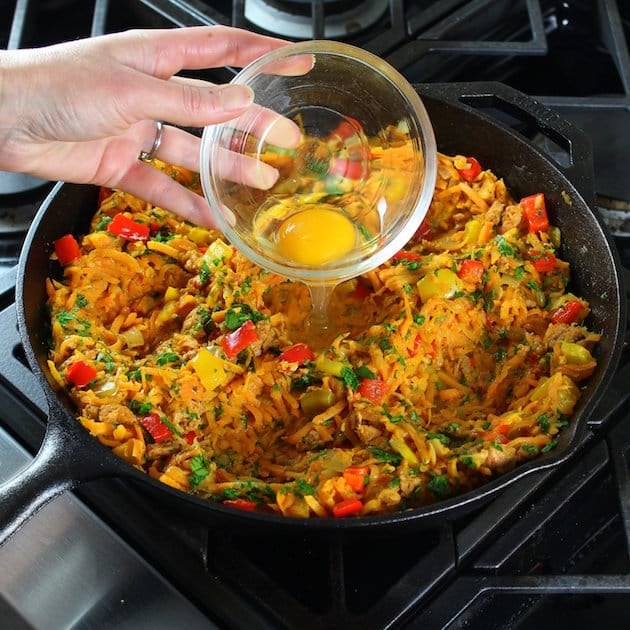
[142,124,283,188]
[98,26,313,130]
[210,146,279,190]
[116,160,217,228]
[144,123,279,189]
[234,104,302,149]
[105,26,293,76]
[168,77,302,149]
[149,124,202,172]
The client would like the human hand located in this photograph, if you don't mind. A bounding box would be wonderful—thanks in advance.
[0,26,304,227]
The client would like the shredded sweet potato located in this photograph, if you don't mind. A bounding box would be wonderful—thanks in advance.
[46,154,600,518]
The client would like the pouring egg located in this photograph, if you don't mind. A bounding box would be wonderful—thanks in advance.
[200,41,437,347]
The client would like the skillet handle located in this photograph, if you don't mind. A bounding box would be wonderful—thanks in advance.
[0,397,121,547]
[417,82,596,204]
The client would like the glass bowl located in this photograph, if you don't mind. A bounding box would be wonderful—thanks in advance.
[199,40,437,287]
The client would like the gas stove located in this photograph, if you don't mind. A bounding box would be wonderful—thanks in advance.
[1,2,629,628]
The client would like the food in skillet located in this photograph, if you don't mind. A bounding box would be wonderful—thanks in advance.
[46,146,600,519]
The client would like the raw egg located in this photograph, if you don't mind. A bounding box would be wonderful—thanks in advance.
[275,207,356,266]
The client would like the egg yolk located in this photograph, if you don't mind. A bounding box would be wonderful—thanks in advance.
[276,208,356,266]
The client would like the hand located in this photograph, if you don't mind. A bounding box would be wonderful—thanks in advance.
[0,26,300,227]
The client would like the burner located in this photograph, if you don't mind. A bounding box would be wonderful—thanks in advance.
[0,180,53,270]
[244,0,389,38]
[0,171,46,196]
[597,196,630,238]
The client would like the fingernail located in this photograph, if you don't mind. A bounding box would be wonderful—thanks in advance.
[218,85,254,111]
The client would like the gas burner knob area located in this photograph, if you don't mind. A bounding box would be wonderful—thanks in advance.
[244,0,389,39]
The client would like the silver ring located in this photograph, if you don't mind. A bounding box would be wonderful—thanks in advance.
[138,121,164,162]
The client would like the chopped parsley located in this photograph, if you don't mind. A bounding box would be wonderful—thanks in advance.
[224,303,266,331]
[355,365,377,380]
[495,235,515,257]
[199,259,211,283]
[521,444,539,454]
[460,455,476,469]
[156,351,180,366]
[367,445,402,465]
[537,413,551,432]
[428,475,449,497]
[189,454,210,489]
[292,479,315,497]
[341,366,360,391]
[95,351,115,373]
[541,438,559,453]
[427,432,450,446]
[128,399,153,415]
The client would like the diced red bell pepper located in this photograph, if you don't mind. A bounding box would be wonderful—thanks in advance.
[98,186,113,205]
[521,193,549,233]
[529,249,556,273]
[457,259,485,283]
[357,378,386,404]
[413,219,432,242]
[343,466,369,493]
[107,213,151,242]
[348,279,372,299]
[551,299,583,324]
[54,234,81,265]
[140,412,173,443]
[332,497,363,518]
[66,360,97,388]
[457,157,482,182]
[183,431,196,445]
[221,319,259,358]
[328,157,365,180]
[223,498,257,511]
[483,422,509,443]
[408,333,422,357]
[392,250,422,263]
[278,342,315,364]
[331,116,363,140]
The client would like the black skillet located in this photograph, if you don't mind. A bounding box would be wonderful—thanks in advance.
[0,82,626,544]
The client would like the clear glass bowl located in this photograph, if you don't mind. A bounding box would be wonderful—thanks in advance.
[199,40,437,287]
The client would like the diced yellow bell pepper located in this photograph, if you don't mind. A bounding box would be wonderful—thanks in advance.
[385,176,408,203]
[164,286,180,302]
[560,341,593,365]
[156,299,178,325]
[191,347,228,392]
[463,219,482,246]
[389,434,419,465]
[204,238,233,268]
[187,227,212,245]
[417,268,462,302]
[314,355,346,377]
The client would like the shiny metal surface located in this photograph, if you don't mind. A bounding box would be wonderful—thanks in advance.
[0,427,216,630]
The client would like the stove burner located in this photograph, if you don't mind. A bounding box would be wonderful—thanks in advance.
[597,196,630,237]
[0,171,46,196]
[0,180,53,271]
[244,0,388,38]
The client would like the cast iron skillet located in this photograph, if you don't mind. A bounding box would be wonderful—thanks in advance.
[0,83,626,544]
